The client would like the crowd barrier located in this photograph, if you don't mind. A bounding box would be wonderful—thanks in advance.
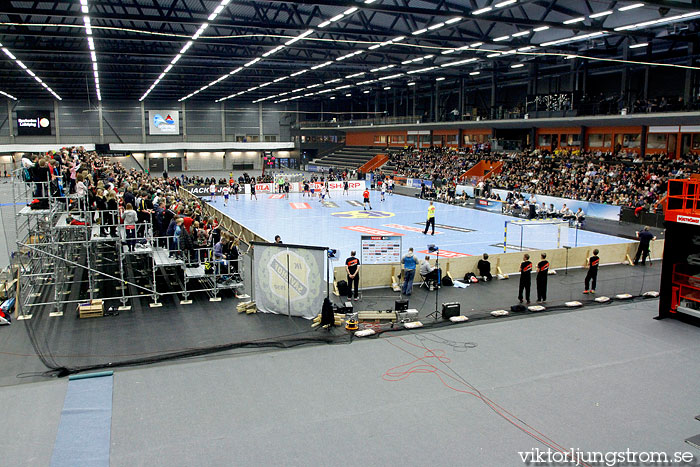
[334,239,664,289]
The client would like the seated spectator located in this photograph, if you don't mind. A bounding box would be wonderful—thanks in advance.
[477,253,492,281]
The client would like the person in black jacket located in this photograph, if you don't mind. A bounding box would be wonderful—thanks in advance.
[633,226,656,266]
[106,191,118,237]
[583,249,600,294]
[477,253,492,281]
[94,188,108,236]
[536,253,549,302]
[518,253,532,304]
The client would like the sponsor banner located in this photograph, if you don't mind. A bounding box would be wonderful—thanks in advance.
[333,210,395,219]
[185,184,229,197]
[473,197,503,213]
[383,223,443,235]
[408,179,433,189]
[311,181,364,192]
[244,183,274,194]
[16,111,52,136]
[148,110,180,135]
[305,164,327,173]
[343,226,403,236]
[676,214,700,225]
[418,249,471,258]
[361,235,402,265]
[290,202,311,210]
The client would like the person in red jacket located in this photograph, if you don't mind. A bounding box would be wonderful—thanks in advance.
[362,188,372,211]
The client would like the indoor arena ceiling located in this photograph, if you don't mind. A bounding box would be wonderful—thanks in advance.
[0,0,698,103]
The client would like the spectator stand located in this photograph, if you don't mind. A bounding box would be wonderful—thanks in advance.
[11,169,242,320]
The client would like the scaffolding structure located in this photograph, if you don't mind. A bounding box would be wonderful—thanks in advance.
[12,169,243,319]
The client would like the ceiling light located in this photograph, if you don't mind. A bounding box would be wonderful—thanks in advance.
[486,52,501,58]
[330,96,336,99]
[619,3,644,11]
[344,7,358,14]
[469,71,480,75]
[368,44,381,50]
[180,41,193,54]
[511,63,524,68]
[564,54,577,59]
[346,72,365,78]
[384,86,391,90]
[244,57,261,67]
[330,14,344,22]
[412,28,428,35]
[407,82,416,86]
[533,26,549,32]
[436,77,445,81]
[0,90,17,100]
[428,22,445,31]
[318,20,331,28]
[363,90,370,93]
[290,70,308,77]
[441,58,479,67]
[629,42,648,48]
[517,46,535,51]
[512,30,530,37]
[442,49,456,54]
[495,0,517,7]
[311,61,332,70]
[2,48,16,60]
[346,93,353,96]
[563,17,585,24]
[364,0,376,3]
[494,35,510,41]
[589,10,613,18]
[472,6,493,15]
[470,42,483,48]
[446,17,462,24]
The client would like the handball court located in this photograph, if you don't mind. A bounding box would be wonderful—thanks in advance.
[206,189,634,256]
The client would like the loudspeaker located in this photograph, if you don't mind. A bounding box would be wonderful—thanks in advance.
[395,299,409,311]
[441,302,460,319]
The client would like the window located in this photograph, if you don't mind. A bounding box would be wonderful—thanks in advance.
[647,133,668,149]
[407,135,417,144]
[464,134,487,144]
[389,135,405,144]
[622,133,641,148]
[246,135,260,142]
[538,134,552,146]
[374,135,387,143]
[588,133,611,148]
[235,135,245,142]
[433,138,443,145]
[446,135,458,144]
[693,134,700,150]
[561,134,580,147]
[264,135,277,142]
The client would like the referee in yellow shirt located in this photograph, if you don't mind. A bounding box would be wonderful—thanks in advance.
[423,201,435,235]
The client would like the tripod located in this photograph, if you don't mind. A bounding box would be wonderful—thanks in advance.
[426,247,441,320]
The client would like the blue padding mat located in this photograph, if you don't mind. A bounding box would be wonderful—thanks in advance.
[50,374,113,467]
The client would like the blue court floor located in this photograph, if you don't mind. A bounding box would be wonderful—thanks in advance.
[207,191,633,257]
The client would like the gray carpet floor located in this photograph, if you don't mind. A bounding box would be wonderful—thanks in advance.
[4,299,699,466]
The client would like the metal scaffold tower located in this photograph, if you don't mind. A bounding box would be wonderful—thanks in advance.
[12,169,244,319]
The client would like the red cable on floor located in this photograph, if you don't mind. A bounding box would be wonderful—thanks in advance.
[382,336,591,467]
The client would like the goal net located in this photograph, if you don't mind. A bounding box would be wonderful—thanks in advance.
[504,219,571,252]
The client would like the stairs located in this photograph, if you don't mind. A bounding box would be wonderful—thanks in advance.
[312,146,380,170]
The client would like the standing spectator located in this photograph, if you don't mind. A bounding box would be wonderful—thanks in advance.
[518,253,532,304]
[423,201,435,235]
[345,250,360,301]
[122,203,138,252]
[536,253,549,302]
[633,226,656,266]
[583,249,600,294]
[401,248,417,296]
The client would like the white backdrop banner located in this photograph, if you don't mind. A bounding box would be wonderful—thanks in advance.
[253,243,326,319]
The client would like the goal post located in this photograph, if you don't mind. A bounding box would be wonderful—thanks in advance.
[503,219,571,252]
